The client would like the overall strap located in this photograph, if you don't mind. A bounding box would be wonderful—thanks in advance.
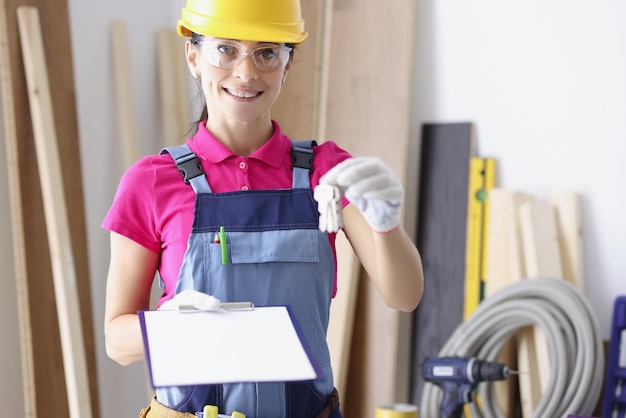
[161,144,212,194]
[291,140,317,189]
[162,141,316,192]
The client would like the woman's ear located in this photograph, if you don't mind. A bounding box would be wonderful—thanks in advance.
[282,59,292,84]
[185,40,200,79]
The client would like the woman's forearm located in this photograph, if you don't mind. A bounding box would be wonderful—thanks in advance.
[104,232,159,365]
[343,205,424,312]
[105,313,146,366]
[371,227,424,312]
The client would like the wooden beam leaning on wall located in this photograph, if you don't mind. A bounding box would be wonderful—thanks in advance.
[517,194,584,417]
[0,0,35,415]
[547,193,584,289]
[0,0,100,416]
[156,29,189,148]
[17,7,93,417]
[484,189,535,417]
[518,200,564,417]
[110,20,139,168]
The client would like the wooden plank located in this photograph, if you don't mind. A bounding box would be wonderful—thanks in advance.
[518,200,563,417]
[484,189,534,417]
[17,7,92,418]
[547,192,584,289]
[110,20,139,167]
[326,232,360,401]
[519,201,563,279]
[484,189,535,298]
[0,1,35,415]
[0,0,99,416]
[156,29,189,147]
[410,122,475,405]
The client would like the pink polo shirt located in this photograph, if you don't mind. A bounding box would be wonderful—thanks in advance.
[102,121,351,306]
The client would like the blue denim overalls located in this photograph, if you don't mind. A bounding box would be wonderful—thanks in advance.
[156,141,341,418]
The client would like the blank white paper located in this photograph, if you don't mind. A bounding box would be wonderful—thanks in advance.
[139,306,320,387]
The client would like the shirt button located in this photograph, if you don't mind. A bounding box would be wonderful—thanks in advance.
[241,185,249,191]
[238,161,247,170]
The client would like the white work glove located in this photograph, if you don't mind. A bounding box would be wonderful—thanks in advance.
[159,289,221,311]
[319,157,403,233]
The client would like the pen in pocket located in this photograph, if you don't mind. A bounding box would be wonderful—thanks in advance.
[219,226,228,265]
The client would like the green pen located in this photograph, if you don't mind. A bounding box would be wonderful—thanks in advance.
[219,226,228,265]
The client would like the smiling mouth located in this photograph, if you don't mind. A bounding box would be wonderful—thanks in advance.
[225,88,261,99]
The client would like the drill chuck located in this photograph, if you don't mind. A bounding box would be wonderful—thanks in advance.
[472,358,511,382]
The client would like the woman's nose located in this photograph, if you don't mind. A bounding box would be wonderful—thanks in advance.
[232,54,258,82]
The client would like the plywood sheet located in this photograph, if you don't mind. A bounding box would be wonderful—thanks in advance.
[272,0,417,413]
[326,1,417,415]
[410,122,475,404]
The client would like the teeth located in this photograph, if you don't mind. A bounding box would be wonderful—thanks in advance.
[227,89,258,98]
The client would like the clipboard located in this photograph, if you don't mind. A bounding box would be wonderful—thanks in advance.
[139,305,321,387]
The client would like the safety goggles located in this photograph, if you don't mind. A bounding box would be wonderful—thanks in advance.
[195,39,293,72]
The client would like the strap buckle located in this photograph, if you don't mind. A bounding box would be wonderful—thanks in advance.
[291,140,317,172]
[176,154,204,184]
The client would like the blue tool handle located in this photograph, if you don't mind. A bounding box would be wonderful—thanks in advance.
[439,383,472,418]
[603,296,626,418]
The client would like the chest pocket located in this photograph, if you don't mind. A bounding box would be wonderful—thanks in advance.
[227,229,320,264]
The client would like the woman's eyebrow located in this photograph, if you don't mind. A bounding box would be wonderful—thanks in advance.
[211,37,281,46]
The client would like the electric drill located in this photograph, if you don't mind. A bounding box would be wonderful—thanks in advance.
[422,356,515,418]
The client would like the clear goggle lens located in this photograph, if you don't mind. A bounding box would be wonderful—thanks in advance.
[196,40,292,72]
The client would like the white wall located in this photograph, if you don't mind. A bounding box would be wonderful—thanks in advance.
[1,1,625,416]
[411,1,626,335]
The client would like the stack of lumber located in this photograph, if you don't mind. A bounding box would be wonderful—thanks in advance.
[483,189,584,417]
[0,0,99,417]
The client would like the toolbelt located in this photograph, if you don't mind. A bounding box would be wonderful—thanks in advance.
[139,388,340,418]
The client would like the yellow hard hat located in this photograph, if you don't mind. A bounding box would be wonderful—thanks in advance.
[177,0,308,44]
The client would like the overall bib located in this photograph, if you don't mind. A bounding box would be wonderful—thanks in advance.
[156,142,341,418]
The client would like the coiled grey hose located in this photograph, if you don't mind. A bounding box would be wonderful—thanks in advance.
[420,277,604,418]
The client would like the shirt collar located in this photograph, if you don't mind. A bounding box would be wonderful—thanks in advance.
[190,120,288,169]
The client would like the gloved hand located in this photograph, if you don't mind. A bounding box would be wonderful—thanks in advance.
[159,289,221,311]
[319,157,403,233]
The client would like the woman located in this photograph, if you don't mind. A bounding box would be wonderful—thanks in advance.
[103,0,424,417]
